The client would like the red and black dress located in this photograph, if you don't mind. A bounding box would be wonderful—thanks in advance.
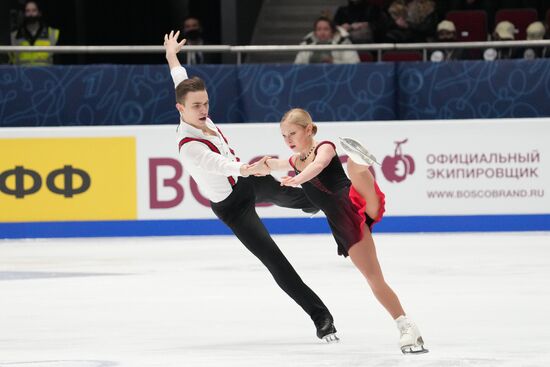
[289,141,386,257]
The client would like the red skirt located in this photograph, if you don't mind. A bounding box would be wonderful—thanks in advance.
[330,182,385,257]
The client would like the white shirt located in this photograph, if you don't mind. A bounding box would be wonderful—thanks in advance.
[172,66,243,203]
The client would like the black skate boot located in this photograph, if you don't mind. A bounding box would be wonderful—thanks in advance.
[315,316,339,343]
[301,206,320,216]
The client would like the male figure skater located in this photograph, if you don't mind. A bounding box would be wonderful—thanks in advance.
[164,30,337,342]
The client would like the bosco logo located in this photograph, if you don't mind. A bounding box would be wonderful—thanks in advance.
[0,165,91,198]
[381,139,415,183]
[0,137,136,222]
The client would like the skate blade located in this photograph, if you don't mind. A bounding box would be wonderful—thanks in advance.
[322,333,340,343]
[338,137,380,166]
[401,346,429,354]
[401,344,429,354]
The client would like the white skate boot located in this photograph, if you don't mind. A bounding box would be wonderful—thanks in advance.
[396,315,428,354]
[338,137,380,166]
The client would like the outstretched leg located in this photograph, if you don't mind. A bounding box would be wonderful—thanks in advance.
[210,179,336,341]
[348,226,427,353]
[347,159,380,221]
[347,225,405,318]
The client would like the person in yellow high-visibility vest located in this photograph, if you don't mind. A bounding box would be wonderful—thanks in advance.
[10,1,59,66]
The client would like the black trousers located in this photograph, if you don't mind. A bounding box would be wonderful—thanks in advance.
[210,175,331,324]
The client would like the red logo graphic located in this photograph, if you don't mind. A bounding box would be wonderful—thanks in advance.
[381,139,415,183]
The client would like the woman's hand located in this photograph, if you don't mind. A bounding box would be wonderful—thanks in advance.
[243,156,271,177]
[280,176,300,187]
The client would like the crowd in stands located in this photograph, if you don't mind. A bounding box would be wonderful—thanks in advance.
[295,0,550,63]
[5,0,550,66]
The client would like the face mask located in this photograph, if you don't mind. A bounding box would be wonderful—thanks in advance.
[24,15,41,24]
[184,29,202,41]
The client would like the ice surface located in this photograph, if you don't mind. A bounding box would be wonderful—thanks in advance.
[1,233,549,367]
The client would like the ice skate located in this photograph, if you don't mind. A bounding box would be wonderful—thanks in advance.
[315,316,339,343]
[302,207,320,217]
[396,316,428,354]
[338,137,380,166]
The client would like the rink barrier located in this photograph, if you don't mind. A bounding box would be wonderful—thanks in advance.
[1,214,549,239]
[1,120,548,238]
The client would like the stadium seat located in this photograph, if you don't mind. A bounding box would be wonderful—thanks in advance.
[495,8,538,40]
[446,10,488,59]
[446,10,488,42]
[382,51,423,62]
[359,52,374,62]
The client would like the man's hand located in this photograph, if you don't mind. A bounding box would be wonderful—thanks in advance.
[249,156,271,176]
[240,156,271,177]
[164,30,187,56]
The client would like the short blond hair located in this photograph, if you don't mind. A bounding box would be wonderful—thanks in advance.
[280,108,318,135]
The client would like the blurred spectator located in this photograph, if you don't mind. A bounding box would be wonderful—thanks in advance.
[430,20,465,61]
[10,0,59,66]
[521,21,549,58]
[406,0,439,42]
[526,20,546,39]
[178,16,206,64]
[484,21,521,60]
[294,16,360,64]
[382,0,414,43]
[333,0,381,43]
[493,20,516,41]
[183,16,203,44]
[380,0,437,43]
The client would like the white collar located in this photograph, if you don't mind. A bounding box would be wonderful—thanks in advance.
[178,117,217,138]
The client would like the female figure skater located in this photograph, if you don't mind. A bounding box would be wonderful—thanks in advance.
[263,108,428,353]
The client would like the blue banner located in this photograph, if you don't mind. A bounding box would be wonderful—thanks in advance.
[1,60,550,126]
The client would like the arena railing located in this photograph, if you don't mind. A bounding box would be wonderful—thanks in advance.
[2,40,550,64]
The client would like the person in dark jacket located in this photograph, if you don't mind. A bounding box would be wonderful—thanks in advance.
[333,0,382,43]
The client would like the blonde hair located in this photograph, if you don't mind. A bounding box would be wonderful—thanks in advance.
[407,0,435,25]
[389,0,407,20]
[280,108,318,135]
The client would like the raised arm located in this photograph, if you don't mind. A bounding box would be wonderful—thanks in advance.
[164,30,186,69]
[164,30,189,86]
